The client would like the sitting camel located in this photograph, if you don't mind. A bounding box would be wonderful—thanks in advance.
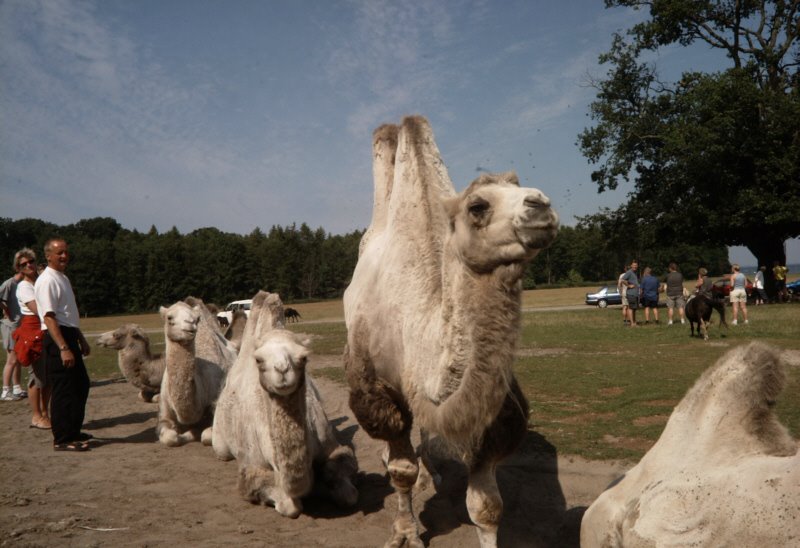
[157,299,236,446]
[96,324,165,403]
[684,293,727,340]
[212,291,358,518]
[581,342,799,547]
[343,116,559,547]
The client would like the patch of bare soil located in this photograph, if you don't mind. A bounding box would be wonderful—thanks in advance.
[0,374,629,547]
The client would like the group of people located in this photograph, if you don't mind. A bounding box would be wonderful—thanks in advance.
[616,260,779,327]
[0,239,93,452]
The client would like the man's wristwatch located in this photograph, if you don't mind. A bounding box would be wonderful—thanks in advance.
[59,344,69,351]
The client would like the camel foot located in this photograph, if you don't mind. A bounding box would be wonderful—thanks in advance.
[201,427,213,446]
[275,497,302,518]
[159,428,182,447]
[384,515,424,548]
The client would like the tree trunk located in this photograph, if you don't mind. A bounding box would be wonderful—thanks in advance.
[745,238,787,302]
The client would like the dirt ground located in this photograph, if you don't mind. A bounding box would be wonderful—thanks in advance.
[0,358,629,548]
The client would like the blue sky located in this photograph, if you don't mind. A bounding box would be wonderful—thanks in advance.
[1,0,796,265]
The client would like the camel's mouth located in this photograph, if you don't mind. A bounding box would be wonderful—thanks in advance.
[269,383,297,396]
[519,225,559,251]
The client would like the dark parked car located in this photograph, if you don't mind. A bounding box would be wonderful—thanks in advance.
[711,278,754,303]
[585,286,622,308]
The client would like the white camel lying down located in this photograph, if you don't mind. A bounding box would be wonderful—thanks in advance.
[96,324,164,403]
[212,291,358,518]
[157,299,236,446]
[581,342,800,547]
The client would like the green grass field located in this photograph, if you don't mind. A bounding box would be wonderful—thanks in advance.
[77,289,800,462]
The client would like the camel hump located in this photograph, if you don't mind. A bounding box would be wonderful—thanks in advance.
[680,342,795,456]
[366,115,455,242]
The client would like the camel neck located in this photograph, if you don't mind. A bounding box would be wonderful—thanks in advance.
[165,338,199,420]
[422,246,523,460]
[268,382,312,497]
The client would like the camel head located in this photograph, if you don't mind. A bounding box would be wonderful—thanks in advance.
[443,172,559,273]
[160,301,201,343]
[96,323,148,350]
[253,330,311,397]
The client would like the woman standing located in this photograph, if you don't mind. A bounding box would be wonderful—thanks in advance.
[729,264,749,326]
[13,249,51,429]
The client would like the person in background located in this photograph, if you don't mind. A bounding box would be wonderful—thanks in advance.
[729,264,749,325]
[695,267,713,299]
[640,266,660,324]
[753,266,767,305]
[618,264,630,326]
[1,264,25,402]
[621,260,640,327]
[35,239,92,452]
[772,261,788,302]
[14,249,51,429]
[664,262,686,325]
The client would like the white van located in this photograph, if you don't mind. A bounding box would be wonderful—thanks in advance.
[217,299,252,325]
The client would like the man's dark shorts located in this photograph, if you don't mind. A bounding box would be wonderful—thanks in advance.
[643,297,659,308]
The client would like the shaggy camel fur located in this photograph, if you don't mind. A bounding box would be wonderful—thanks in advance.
[343,116,559,548]
[581,342,800,547]
[157,299,236,447]
[96,324,164,403]
[212,291,358,517]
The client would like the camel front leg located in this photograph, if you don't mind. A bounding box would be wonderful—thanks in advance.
[239,464,302,518]
[385,437,423,548]
[466,461,502,548]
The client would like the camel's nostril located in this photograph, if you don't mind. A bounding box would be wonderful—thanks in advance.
[524,197,546,209]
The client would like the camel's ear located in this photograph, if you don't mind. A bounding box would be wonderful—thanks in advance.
[159,306,168,318]
[441,196,460,224]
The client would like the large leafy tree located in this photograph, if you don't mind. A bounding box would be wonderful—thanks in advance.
[581,0,800,296]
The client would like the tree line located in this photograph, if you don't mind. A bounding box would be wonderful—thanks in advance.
[1,216,730,317]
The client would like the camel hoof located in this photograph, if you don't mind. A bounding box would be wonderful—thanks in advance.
[275,498,302,519]
[159,429,182,447]
[201,427,213,446]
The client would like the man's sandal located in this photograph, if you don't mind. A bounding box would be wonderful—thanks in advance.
[54,442,89,452]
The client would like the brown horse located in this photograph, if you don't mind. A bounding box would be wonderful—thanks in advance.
[685,294,727,340]
[284,307,302,323]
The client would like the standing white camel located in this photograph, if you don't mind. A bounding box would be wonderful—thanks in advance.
[213,291,358,518]
[581,342,800,547]
[343,116,559,547]
[96,324,164,403]
[157,299,235,446]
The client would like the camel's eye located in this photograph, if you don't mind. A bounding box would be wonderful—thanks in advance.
[468,199,490,217]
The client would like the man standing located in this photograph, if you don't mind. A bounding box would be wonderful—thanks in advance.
[35,239,92,452]
[664,262,686,325]
[0,268,25,401]
[640,266,660,324]
[621,260,640,327]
